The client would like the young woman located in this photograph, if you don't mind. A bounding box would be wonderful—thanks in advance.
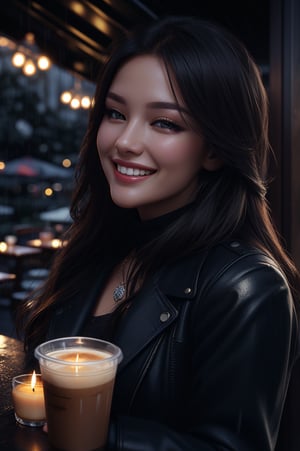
[18,16,299,450]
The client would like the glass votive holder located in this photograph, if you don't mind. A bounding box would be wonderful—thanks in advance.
[12,373,46,427]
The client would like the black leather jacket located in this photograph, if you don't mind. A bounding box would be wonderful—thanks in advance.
[46,241,298,451]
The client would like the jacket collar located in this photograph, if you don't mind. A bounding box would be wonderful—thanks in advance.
[115,280,178,371]
[157,249,209,298]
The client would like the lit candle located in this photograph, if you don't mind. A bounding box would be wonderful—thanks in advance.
[0,241,8,252]
[51,238,62,248]
[12,371,46,427]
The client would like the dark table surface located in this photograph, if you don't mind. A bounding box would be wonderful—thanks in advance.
[1,335,299,451]
[0,334,50,451]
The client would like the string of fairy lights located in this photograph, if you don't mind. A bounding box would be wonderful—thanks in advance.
[0,32,93,110]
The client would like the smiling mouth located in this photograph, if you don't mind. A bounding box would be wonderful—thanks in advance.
[116,164,155,176]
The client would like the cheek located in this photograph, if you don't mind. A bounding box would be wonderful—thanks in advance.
[96,123,113,156]
[96,126,103,156]
[155,137,204,169]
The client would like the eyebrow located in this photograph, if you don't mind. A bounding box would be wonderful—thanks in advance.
[106,92,190,115]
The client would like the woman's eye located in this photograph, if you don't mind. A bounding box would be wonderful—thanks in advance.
[153,119,182,131]
[105,108,125,120]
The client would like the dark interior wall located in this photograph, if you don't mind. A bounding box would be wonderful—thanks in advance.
[269,0,300,269]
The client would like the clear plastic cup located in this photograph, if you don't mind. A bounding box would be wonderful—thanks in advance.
[35,336,123,451]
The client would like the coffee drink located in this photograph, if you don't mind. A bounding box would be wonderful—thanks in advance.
[43,378,115,450]
[35,338,123,451]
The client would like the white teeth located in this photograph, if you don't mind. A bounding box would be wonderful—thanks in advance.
[117,164,152,176]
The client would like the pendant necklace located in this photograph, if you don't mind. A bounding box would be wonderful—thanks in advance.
[112,259,128,303]
[113,282,126,302]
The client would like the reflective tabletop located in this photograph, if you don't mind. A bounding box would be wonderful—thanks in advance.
[0,335,49,451]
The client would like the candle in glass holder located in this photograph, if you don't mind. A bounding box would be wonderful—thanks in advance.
[12,371,46,427]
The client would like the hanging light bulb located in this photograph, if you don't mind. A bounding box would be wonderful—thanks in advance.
[70,96,81,109]
[10,32,51,76]
[81,96,91,109]
[22,59,36,76]
[12,51,26,67]
[37,55,51,70]
[60,91,72,104]
[25,32,35,45]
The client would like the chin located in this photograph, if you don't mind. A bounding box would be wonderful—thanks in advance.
[111,198,138,209]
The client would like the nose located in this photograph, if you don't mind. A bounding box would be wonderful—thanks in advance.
[115,119,145,155]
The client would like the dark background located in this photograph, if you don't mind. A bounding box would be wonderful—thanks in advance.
[1,0,300,272]
[0,0,270,81]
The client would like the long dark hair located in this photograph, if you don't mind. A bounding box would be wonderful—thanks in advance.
[18,16,299,350]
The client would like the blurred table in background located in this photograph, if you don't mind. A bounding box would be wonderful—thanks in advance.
[0,272,16,284]
[26,238,64,251]
[0,243,42,291]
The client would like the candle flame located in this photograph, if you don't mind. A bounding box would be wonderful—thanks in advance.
[31,370,36,391]
[75,353,79,373]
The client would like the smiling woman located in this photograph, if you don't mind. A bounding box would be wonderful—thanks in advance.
[17,15,299,451]
[97,55,217,220]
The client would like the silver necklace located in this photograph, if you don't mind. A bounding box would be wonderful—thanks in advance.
[112,259,128,302]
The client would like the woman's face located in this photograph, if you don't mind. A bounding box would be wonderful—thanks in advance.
[97,55,209,220]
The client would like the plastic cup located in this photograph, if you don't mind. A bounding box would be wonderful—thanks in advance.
[34,336,123,451]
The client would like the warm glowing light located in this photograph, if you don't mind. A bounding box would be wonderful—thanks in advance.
[51,238,62,248]
[60,91,72,104]
[25,32,35,45]
[0,335,5,348]
[23,59,36,76]
[0,36,11,47]
[91,16,109,34]
[70,1,85,15]
[11,33,51,75]
[0,161,5,170]
[75,353,79,373]
[44,187,53,197]
[37,55,51,70]
[70,97,80,109]
[0,242,8,252]
[31,239,42,247]
[12,52,26,67]
[81,96,91,109]
[62,158,72,168]
[31,371,37,391]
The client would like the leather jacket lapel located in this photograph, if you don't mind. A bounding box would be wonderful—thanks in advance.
[115,250,209,372]
[114,281,178,372]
